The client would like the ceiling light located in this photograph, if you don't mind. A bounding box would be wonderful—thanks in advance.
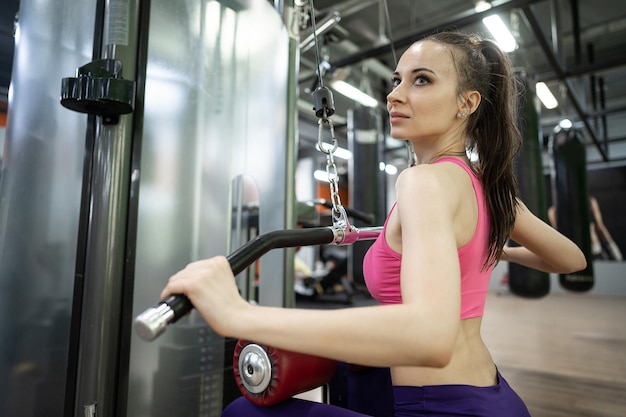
[558,119,573,130]
[482,14,517,53]
[474,1,491,13]
[329,80,379,108]
[535,82,559,109]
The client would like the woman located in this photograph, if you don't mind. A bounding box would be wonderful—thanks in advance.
[160,31,586,416]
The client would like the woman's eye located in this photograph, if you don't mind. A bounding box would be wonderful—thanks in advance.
[415,76,430,85]
[391,77,401,87]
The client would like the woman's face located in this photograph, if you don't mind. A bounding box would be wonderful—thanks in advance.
[386,40,463,142]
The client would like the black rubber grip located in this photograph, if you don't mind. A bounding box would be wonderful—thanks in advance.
[163,227,336,322]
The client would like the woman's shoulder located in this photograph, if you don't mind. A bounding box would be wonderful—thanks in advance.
[395,163,469,219]
[397,162,464,192]
[396,166,449,202]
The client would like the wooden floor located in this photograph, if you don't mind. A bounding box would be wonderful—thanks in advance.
[482,291,626,417]
[297,289,626,416]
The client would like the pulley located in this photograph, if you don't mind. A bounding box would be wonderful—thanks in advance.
[312,85,335,118]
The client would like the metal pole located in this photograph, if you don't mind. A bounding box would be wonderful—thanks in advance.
[72,0,142,416]
[282,0,301,308]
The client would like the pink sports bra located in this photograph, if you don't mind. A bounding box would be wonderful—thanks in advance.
[362,157,493,319]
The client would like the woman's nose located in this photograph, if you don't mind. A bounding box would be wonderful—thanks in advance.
[387,85,403,105]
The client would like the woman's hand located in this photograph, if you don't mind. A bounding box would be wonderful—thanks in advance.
[160,256,250,337]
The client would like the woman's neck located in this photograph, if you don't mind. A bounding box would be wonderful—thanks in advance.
[412,145,468,165]
[410,133,467,165]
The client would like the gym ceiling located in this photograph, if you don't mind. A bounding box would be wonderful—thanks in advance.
[1,0,625,168]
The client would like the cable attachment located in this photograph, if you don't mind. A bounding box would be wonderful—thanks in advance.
[306,0,347,231]
[312,85,335,118]
[316,112,348,229]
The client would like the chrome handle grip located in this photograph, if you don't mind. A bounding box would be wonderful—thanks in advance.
[134,295,192,341]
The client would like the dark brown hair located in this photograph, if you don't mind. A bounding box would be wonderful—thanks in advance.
[424,31,522,267]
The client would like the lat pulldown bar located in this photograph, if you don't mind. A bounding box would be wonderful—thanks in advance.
[134,225,382,342]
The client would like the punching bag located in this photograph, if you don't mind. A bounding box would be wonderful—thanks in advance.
[550,125,594,292]
[509,75,550,298]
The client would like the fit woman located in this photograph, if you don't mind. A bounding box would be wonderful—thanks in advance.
[160,31,586,416]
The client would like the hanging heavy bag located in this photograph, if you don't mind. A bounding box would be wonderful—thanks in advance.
[509,75,550,298]
[549,125,595,292]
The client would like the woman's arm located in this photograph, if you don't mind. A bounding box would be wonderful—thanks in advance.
[500,200,587,273]
[159,166,461,368]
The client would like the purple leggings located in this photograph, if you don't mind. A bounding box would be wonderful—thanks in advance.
[221,370,531,417]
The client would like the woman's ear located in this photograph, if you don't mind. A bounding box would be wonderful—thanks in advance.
[459,90,481,116]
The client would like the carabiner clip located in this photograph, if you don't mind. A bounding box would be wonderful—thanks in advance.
[317,117,337,155]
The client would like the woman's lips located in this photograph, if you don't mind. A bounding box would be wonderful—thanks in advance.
[389,111,409,123]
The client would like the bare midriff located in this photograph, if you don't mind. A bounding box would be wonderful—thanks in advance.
[390,317,497,387]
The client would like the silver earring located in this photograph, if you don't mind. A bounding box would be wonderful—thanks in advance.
[457,112,467,118]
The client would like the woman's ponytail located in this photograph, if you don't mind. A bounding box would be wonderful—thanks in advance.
[425,32,522,267]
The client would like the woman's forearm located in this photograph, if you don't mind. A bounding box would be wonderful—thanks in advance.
[228,301,458,368]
